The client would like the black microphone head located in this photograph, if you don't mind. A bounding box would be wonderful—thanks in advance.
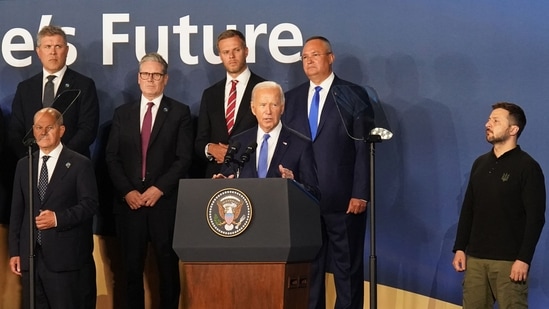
[239,142,257,164]
[224,141,241,164]
[247,142,257,152]
[232,141,241,152]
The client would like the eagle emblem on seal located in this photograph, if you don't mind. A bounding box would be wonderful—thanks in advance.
[207,188,252,237]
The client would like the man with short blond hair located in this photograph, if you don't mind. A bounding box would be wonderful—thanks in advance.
[195,29,265,177]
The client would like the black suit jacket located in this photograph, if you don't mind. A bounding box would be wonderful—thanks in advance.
[8,147,98,271]
[8,68,99,158]
[105,95,193,213]
[195,72,265,177]
[221,125,320,199]
[283,76,374,213]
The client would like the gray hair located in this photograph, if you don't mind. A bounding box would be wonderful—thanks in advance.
[251,81,285,105]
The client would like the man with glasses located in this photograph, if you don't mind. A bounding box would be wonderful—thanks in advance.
[195,29,265,177]
[106,52,193,309]
[283,36,374,309]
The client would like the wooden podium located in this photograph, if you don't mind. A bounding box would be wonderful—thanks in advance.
[173,178,321,309]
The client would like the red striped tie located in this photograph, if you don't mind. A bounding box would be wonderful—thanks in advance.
[226,80,238,134]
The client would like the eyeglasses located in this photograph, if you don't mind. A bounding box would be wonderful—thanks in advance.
[139,72,165,81]
[300,52,332,62]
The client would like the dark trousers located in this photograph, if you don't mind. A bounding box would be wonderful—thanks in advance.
[308,212,366,309]
[21,246,96,309]
[116,207,180,309]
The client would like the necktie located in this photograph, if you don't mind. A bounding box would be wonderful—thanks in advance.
[257,133,270,178]
[43,75,56,107]
[141,102,154,180]
[226,80,238,134]
[37,155,50,245]
[309,86,322,140]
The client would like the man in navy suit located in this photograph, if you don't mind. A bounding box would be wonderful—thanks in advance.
[8,25,99,159]
[195,29,265,178]
[283,36,374,309]
[213,81,319,199]
[9,107,98,309]
[106,52,193,309]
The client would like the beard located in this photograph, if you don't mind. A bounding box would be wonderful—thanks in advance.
[486,130,510,144]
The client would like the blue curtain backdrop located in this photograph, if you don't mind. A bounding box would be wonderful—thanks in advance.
[1,1,548,306]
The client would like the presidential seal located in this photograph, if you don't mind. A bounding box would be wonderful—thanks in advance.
[206,188,253,237]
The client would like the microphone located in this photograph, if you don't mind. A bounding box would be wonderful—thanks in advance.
[223,141,241,165]
[22,89,81,147]
[239,142,257,166]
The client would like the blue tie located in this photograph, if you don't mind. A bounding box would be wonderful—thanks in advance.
[309,86,322,139]
[257,133,270,178]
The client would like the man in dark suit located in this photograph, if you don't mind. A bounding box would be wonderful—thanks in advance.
[283,36,374,309]
[8,25,99,159]
[195,29,265,177]
[105,52,193,309]
[214,81,319,199]
[9,107,98,309]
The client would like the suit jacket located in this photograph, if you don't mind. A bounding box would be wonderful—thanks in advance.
[8,147,98,271]
[221,125,320,199]
[195,72,265,177]
[8,68,99,158]
[105,95,193,213]
[282,76,374,213]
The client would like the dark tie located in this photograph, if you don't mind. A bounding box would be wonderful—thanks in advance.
[226,80,238,134]
[257,133,270,178]
[43,75,56,107]
[37,155,50,245]
[141,102,154,180]
[309,86,322,140]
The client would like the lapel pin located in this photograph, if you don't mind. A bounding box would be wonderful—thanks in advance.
[163,107,168,112]
[283,141,288,146]
[64,83,70,88]
[66,162,71,168]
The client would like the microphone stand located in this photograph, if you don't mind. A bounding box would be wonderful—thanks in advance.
[366,134,381,309]
[24,139,36,309]
[19,90,80,309]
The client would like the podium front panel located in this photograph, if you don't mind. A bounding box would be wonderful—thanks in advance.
[173,178,321,262]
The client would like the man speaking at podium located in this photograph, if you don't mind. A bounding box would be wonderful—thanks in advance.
[213,81,319,199]
[8,25,99,159]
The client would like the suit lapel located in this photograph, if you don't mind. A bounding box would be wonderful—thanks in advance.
[267,126,291,177]
[148,97,170,146]
[58,68,75,95]
[233,75,256,132]
[316,85,336,138]
[237,129,259,178]
[292,84,313,139]
[214,80,230,138]
[41,148,72,204]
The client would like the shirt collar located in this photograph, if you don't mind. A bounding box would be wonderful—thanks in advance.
[309,72,335,90]
[39,142,63,159]
[226,67,251,86]
[43,66,68,82]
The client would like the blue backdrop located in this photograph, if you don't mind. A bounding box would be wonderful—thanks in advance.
[1,1,548,306]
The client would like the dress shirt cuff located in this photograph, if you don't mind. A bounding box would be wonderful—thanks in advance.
[205,143,213,161]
